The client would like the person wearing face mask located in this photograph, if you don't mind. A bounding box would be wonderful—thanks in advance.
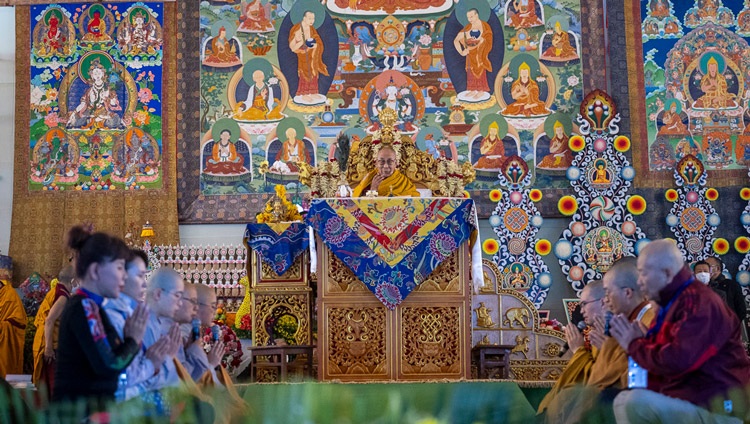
[705,257,747,326]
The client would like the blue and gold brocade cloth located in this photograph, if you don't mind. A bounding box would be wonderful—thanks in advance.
[306,198,476,309]
[244,222,309,276]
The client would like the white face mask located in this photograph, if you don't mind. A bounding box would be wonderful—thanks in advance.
[695,272,711,284]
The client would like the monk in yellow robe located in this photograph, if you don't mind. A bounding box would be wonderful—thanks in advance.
[538,120,573,169]
[32,267,74,393]
[352,145,419,197]
[541,258,657,424]
[695,56,736,109]
[454,8,493,100]
[503,62,549,116]
[0,279,27,378]
[538,281,604,415]
[542,22,578,60]
[289,11,329,104]
[474,121,506,169]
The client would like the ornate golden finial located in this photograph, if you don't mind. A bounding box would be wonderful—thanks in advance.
[256,185,302,223]
[379,108,398,128]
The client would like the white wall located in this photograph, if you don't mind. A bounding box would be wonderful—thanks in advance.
[0,7,15,255]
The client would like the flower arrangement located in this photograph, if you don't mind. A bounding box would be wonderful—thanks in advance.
[234,313,253,339]
[247,34,274,56]
[203,322,244,373]
[539,318,563,332]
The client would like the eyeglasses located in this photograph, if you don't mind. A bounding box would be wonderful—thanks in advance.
[580,297,603,306]
[198,302,218,309]
[162,289,183,300]
[184,298,198,306]
[376,159,396,166]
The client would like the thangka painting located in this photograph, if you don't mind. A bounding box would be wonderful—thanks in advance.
[628,0,750,184]
[29,3,164,191]
[193,0,585,218]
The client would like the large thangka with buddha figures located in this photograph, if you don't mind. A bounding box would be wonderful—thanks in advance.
[28,2,164,191]
[180,0,587,222]
[627,0,750,187]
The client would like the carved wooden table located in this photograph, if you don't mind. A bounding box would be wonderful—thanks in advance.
[472,345,515,379]
[248,345,316,382]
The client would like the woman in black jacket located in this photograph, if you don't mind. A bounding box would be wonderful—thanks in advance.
[53,226,149,411]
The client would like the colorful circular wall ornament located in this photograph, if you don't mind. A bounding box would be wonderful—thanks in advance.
[570,221,586,237]
[622,220,636,236]
[705,188,719,201]
[508,237,526,255]
[666,214,679,227]
[488,214,502,228]
[566,166,581,181]
[509,191,522,205]
[569,266,584,281]
[463,190,471,198]
[529,189,542,202]
[736,270,750,287]
[620,166,636,181]
[530,215,544,228]
[537,272,552,288]
[685,236,704,254]
[554,239,574,260]
[614,135,631,152]
[635,238,650,255]
[713,238,730,255]
[626,195,646,215]
[489,189,502,202]
[707,213,721,227]
[741,188,750,201]
[505,208,529,233]
[593,138,607,152]
[742,212,750,226]
[482,239,499,255]
[681,207,706,232]
[665,189,678,202]
[590,195,615,221]
[686,191,699,204]
[735,237,750,254]
[535,239,551,255]
[569,135,585,152]
[558,195,578,216]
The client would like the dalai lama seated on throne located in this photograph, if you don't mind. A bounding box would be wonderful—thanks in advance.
[351,145,419,197]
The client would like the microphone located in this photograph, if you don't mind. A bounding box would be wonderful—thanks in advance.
[604,311,614,337]
[211,325,220,342]
[558,321,587,357]
[191,318,201,342]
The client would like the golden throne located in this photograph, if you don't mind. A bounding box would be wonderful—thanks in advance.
[300,109,475,197]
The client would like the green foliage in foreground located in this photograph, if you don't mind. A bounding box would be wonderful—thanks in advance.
[2,380,538,424]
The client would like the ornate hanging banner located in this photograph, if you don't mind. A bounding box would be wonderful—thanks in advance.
[665,155,719,263]
[28,2,164,192]
[485,155,551,308]
[627,0,750,187]
[306,197,476,309]
[181,0,586,222]
[243,222,309,276]
[553,90,648,294]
